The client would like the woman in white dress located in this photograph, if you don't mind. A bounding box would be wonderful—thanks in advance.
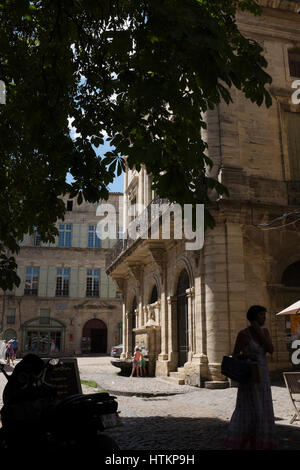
[224,305,278,450]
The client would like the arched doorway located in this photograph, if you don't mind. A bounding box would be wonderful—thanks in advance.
[131,297,137,354]
[22,318,65,354]
[177,269,190,367]
[82,319,107,353]
[4,329,17,342]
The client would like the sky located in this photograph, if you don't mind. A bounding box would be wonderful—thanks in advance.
[67,118,124,194]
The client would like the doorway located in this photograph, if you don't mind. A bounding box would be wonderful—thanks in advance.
[177,269,190,367]
[82,319,107,354]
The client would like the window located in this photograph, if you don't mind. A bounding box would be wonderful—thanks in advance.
[131,198,136,219]
[33,229,41,246]
[58,224,72,247]
[86,269,100,297]
[286,112,300,180]
[67,200,73,211]
[24,267,39,295]
[7,308,16,325]
[88,225,101,248]
[56,268,70,296]
[40,309,50,325]
[289,50,300,78]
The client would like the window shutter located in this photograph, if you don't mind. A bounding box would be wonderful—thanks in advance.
[100,269,109,298]
[38,266,48,297]
[47,266,56,297]
[78,267,86,298]
[72,224,80,248]
[108,276,116,298]
[286,112,300,180]
[15,266,25,296]
[80,224,87,248]
[70,267,79,298]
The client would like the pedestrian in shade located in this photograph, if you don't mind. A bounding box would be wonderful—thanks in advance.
[224,305,278,450]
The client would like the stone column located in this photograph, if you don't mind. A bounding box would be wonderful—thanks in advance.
[186,287,195,361]
[142,305,147,326]
[154,301,161,325]
[144,170,149,206]
[121,308,129,359]
[167,295,178,372]
[204,219,246,381]
[138,168,144,209]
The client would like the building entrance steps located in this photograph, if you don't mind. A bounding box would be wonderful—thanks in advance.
[164,367,186,385]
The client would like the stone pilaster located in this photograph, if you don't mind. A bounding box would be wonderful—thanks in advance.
[186,287,195,362]
[167,295,178,372]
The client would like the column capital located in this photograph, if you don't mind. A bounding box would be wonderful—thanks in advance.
[186,287,195,298]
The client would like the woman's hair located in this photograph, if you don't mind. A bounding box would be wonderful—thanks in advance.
[247,305,266,322]
[134,346,140,351]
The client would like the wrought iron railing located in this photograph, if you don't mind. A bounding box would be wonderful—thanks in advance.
[106,195,170,269]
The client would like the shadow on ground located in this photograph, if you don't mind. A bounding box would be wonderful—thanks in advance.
[106,416,300,450]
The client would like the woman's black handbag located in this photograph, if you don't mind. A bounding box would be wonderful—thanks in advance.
[221,355,252,383]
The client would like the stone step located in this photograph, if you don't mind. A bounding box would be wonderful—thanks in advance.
[164,376,185,385]
[169,371,185,379]
[177,367,185,374]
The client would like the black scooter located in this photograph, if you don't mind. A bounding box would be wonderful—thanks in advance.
[0,353,121,452]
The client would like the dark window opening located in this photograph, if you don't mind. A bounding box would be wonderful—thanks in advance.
[289,51,300,78]
[282,261,300,287]
[67,200,73,211]
[150,285,158,304]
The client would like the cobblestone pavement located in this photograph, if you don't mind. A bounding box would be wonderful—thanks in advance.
[1,356,300,450]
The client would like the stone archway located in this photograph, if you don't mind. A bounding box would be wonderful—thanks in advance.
[176,269,190,367]
[82,319,107,353]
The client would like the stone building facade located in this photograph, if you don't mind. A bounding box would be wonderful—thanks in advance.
[106,1,300,385]
[1,193,123,357]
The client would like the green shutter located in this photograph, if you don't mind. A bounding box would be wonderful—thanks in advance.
[70,267,79,298]
[15,266,25,296]
[78,267,86,298]
[80,224,87,248]
[72,224,80,248]
[47,266,56,297]
[286,112,300,180]
[108,276,116,298]
[38,266,48,297]
[100,269,109,298]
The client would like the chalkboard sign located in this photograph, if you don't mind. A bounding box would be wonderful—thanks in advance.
[43,358,82,400]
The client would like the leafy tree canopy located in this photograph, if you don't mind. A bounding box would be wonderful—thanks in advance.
[0,0,272,289]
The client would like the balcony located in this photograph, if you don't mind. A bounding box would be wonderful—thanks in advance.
[106,195,170,273]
